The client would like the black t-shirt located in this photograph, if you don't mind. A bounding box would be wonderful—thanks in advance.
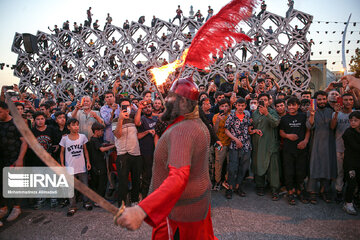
[87,136,106,174]
[205,112,215,126]
[46,117,56,128]
[27,125,57,166]
[0,119,23,167]
[53,125,69,145]
[342,127,360,171]
[138,115,158,155]
[279,112,307,153]
[52,125,69,162]
[219,82,234,93]
[210,104,220,114]
[237,87,249,98]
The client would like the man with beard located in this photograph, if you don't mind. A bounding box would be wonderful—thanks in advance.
[115,77,216,240]
[307,90,337,204]
[219,73,235,98]
[72,96,104,139]
[152,98,164,116]
[252,93,281,200]
[135,101,158,199]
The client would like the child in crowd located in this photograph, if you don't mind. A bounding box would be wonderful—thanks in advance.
[53,111,69,161]
[53,111,69,207]
[224,98,248,198]
[87,122,115,201]
[30,111,57,209]
[60,118,92,216]
[342,111,360,215]
[279,97,310,205]
[224,98,262,199]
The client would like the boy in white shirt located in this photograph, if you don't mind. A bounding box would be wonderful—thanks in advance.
[60,118,92,216]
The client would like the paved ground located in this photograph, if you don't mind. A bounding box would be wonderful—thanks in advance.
[1,182,360,240]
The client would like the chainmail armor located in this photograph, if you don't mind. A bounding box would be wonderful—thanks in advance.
[149,117,211,222]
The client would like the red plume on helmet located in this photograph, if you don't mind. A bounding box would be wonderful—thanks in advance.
[170,0,256,101]
[170,76,199,101]
[183,0,256,70]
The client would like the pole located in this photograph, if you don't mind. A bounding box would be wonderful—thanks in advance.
[342,14,352,75]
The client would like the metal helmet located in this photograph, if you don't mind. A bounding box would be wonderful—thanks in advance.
[170,76,199,101]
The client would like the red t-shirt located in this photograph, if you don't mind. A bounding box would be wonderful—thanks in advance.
[236,112,245,122]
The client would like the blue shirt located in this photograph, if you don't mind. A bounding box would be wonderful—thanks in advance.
[100,104,120,143]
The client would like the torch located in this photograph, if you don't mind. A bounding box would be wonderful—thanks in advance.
[149,49,189,106]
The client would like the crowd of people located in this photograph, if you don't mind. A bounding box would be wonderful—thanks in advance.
[1,72,360,227]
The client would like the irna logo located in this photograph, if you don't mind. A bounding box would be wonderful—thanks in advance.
[8,172,69,188]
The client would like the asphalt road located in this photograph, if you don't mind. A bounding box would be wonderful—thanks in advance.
[1,181,359,240]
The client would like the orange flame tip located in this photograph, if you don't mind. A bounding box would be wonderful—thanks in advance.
[150,48,189,86]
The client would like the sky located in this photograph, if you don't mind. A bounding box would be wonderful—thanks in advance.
[0,0,359,88]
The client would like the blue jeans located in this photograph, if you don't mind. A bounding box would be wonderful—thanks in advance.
[228,149,251,188]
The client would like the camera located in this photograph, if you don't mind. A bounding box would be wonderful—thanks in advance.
[333,82,343,88]
[259,100,265,107]
[3,85,13,90]
[219,110,224,115]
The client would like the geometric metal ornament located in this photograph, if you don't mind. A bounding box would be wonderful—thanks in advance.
[11,7,313,99]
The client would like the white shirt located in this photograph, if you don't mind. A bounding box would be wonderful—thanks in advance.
[112,121,140,156]
[72,110,102,139]
[59,134,88,175]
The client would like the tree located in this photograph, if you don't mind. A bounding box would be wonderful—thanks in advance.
[349,48,360,78]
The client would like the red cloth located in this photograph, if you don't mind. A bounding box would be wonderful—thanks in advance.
[139,165,190,227]
[165,116,185,132]
[138,115,216,239]
[150,205,217,240]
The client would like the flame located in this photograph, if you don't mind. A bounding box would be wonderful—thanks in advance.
[150,48,189,86]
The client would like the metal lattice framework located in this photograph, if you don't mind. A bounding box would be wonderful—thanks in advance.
[11,8,313,99]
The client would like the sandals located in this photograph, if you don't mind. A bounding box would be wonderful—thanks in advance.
[234,188,246,197]
[83,203,93,211]
[298,191,309,204]
[322,192,332,204]
[238,189,246,197]
[256,188,265,196]
[288,194,296,205]
[67,208,76,217]
[310,193,317,205]
[272,192,280,201]
[225,189,233,199]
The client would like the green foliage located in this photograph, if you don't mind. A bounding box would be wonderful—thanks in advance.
[349,48,360,78]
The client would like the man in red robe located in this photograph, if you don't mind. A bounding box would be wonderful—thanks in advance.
[115,77,217,240]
